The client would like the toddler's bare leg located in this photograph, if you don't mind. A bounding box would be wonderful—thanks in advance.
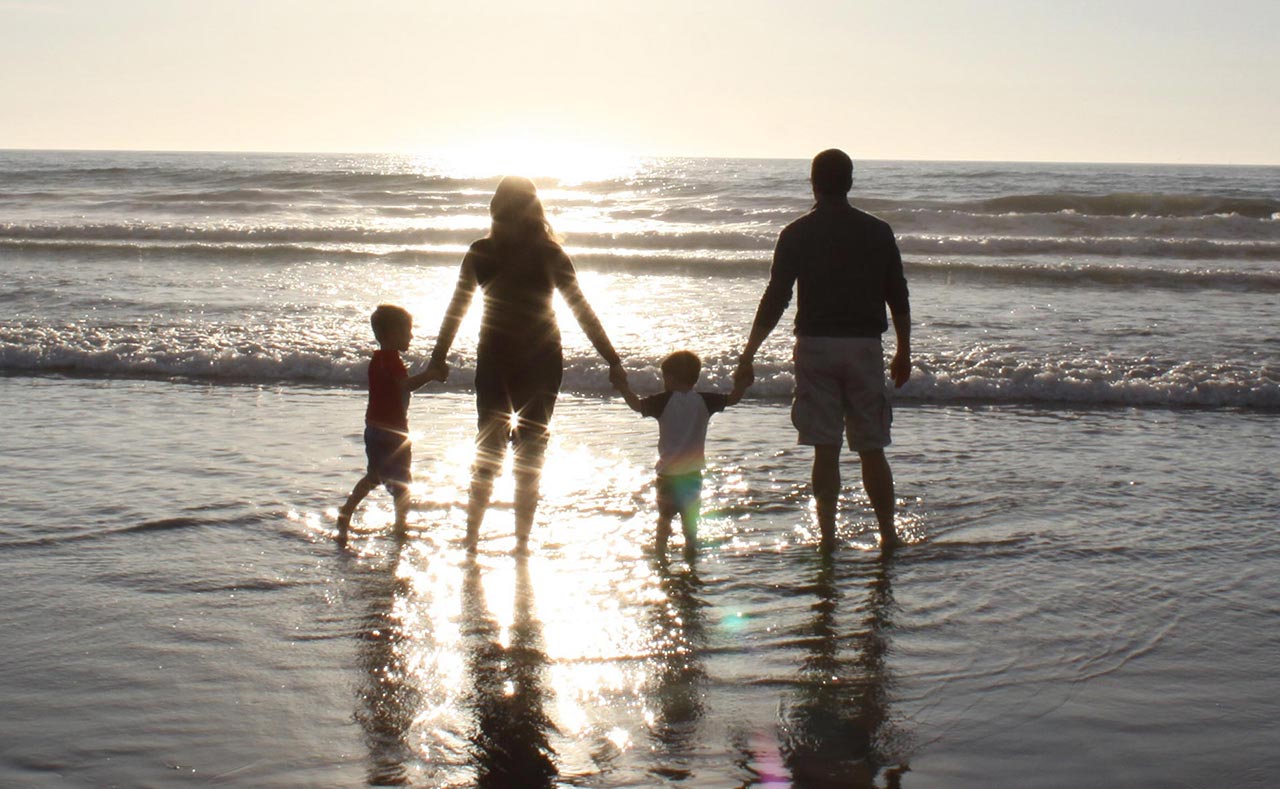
[656,514,673,555]
[680,505,700,561]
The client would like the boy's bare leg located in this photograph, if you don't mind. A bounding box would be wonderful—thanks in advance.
[392,489,411,538]
[812,445,841,551]
[337,474,377,547]
[858,449,900,552]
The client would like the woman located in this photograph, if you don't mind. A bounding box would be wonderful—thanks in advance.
[427,176,626,553]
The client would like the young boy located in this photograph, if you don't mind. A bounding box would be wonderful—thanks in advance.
[336,304,442,547]
[617,351,744,556]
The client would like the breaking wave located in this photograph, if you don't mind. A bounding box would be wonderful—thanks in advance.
[2,339,1275,409]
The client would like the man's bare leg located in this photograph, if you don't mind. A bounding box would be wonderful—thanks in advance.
[812,444,842,550]
[858,448,900,551]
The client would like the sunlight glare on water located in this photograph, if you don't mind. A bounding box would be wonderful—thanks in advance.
[407,142,642,186]
[323,423,695,782]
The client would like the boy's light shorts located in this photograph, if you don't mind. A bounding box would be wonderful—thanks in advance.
[656,471,703,521]
[791,336,892,451]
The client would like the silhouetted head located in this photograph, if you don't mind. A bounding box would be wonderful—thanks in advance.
[661,350,701,391]
[489,175,555,244]
[370,304,413,350]
[810,148,853,199]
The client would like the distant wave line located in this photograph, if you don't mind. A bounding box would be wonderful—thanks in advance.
[2,220,1277,262]
[4,239,1278,291]
[904,259,1280,291]
[0,221,775,251]
[5,163,1279,220]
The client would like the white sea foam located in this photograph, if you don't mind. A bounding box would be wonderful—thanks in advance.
[3,335,1275,409]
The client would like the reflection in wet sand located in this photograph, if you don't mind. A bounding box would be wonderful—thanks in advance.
[351,544,561,786]
[461,558,558,788]
[352,535,417,786]
[779,554,909,787]
[644,558,710,780]
[342,427,914,786]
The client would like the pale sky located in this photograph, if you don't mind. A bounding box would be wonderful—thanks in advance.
[2,0,1277,164]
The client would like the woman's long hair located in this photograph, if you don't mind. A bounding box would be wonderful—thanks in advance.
[488,176,559,246]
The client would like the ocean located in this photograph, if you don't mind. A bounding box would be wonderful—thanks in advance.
[1,150,1277,787]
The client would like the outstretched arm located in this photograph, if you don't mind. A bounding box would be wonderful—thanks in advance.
[885,231,911,388]
[426,252,478,380]
[734,316,776,391]
[734,232,798,390]
[616,379,643,413]
[727,378,747,406]
[555,254,623,368]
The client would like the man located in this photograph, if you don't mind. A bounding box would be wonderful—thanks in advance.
[734,149,911,552]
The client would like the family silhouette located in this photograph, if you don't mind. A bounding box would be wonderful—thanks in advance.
[337,150,911,556]
[337,151,912,784]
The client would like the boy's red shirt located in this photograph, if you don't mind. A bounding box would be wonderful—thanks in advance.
[365,349,409,431]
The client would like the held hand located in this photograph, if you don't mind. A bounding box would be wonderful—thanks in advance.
[426,359,449,383]
[890,349,911,388]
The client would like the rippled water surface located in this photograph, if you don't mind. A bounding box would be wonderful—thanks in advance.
[3,151,1277,785]
[2,379,1277,787]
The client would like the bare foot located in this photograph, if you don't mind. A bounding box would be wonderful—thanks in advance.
[879,530,902,554]
[336,511,351,548]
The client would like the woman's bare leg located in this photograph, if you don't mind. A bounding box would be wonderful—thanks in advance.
[512,433,547,554]
[466,414,508,551]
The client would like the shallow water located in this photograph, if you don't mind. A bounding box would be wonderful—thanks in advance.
[2,378,1277,787]
[4,150,1277,785]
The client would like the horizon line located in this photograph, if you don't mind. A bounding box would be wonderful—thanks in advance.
[1,145,1277,169]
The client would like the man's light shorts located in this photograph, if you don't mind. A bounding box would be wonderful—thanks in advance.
[791,336,892,451]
